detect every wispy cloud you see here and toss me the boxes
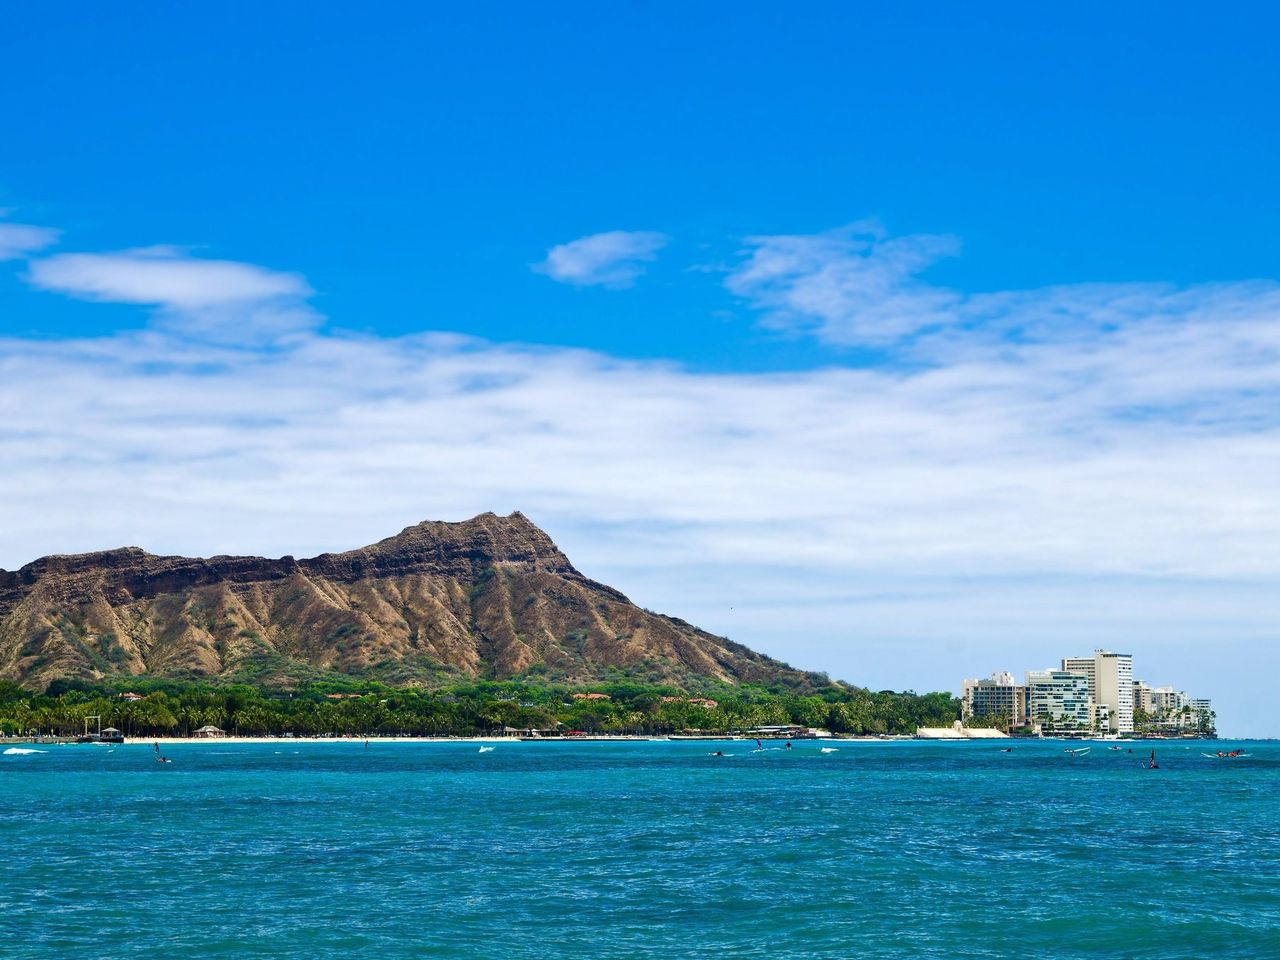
[26,246,318,341]
[534,230,668,288]
[0,221,60,261]
[726,221,961,343]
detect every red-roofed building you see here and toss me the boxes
[660,696,718,708]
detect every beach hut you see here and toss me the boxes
[194,725,226,738]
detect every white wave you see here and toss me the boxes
[478,746,495,753]
[3,747,46,755]
[820,747,839,753]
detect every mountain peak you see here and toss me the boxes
[0,512,821,693]
[312,511,576,580]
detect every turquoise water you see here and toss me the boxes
[3,739,1278,959]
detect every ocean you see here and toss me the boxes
[2,739,1277,959]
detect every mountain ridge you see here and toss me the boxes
[0,512,826,692]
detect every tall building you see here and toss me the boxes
[1189,698,1214,726]
[1132,680,1153,715]
[1026,669,1092,730]
[1060,655,1097,697]
[961,672,1027,727]
[1062,650,1134,733]
[1149,686,1186,716]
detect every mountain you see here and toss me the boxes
[0,512,823,692]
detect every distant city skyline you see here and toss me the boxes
[2,4,1278,735]
[964,650,1212,737]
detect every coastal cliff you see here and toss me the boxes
[0,512,817,691]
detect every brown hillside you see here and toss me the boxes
[0,512,821,691]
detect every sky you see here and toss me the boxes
[2,3,1279,734]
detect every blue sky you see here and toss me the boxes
[3,4,1279,733]
[7,3,1280,358]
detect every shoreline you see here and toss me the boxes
[5,733,1228,747]
[10,734,903,746]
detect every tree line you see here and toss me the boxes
[0,678,961,739]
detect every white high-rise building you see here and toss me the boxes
[1026,669,1092,730]
[1061,650,1134,733]
[1095,651,1133,733]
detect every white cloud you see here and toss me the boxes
[534,230,668,287]
[26,247,318,340]
[27,247,310,307]
[0,222,60,260]
[3,228,1279,732]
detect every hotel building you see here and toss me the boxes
[1132,680,1154,715]
[961,672,1027,727]
[1025,669,1092,730]
[1149,686,1186,715]
[1061,650,1134,733]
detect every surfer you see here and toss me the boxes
[1147,749,1159,770]
[755,738,763,751]
[710,750,723,757]
[785,741,792,750]
[999,747,1013,753]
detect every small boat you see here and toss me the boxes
[1202,751,1250,760]
[1108,746,1124,751]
